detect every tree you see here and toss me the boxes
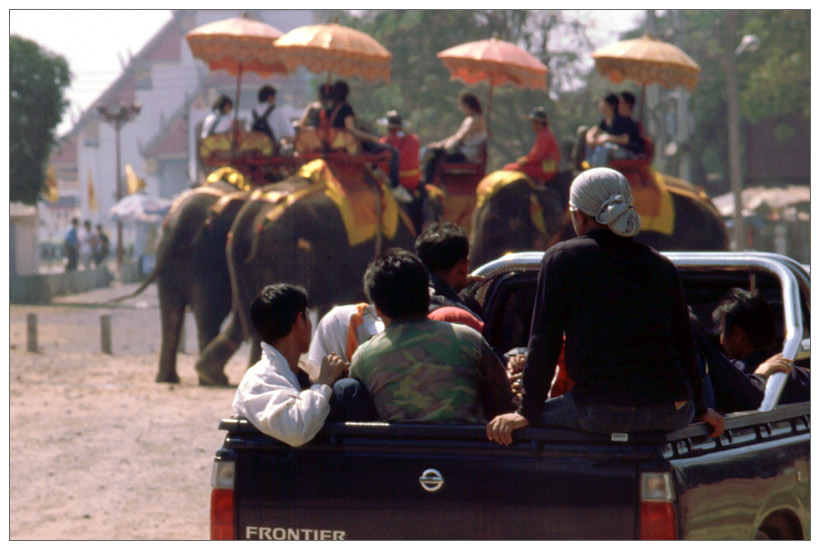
[10,35,71,204]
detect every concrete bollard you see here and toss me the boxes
[100,314,112,354]
[27,313,38,352]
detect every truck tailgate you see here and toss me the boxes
[229,424,651,540]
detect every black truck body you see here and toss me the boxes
[211,252,810,540]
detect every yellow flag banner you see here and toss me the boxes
[126,164,146,194]
[87,170,98,212]
[44,165,59,203]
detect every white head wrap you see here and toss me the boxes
[569,167,641,237]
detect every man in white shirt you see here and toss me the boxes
[251,85,295,150]
[233,284,348,447]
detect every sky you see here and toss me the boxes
[9,9,644,136]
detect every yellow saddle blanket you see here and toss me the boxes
[623,166,675,235]
[477,168,681,236]
[263,159,402,247]
[475,170,552,236]
[475,170,539,211]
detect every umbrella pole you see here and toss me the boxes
[639,83,646,128]
[232,64,244,161]
[486,83,494,155]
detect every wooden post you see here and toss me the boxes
[26,313,37,353]
[100,314,112,354]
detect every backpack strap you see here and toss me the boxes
[208,113,224,135]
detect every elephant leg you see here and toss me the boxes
[156,280,185,384]
[194,312,243,386]
[191,284,232,354]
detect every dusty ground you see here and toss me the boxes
[9,280,255,540]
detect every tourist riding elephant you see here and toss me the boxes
[470,168,727,268]
[116,171,251,383]
[194,160,418,386]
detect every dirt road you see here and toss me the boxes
[9,281,253,540]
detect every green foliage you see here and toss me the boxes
[10,35,71,204]
[741,10,810,122]
[317,10,598,170]
[649,10,809,194]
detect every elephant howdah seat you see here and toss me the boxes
[608,134,655,172]
[293,129,393,186]
[434,140,488,188]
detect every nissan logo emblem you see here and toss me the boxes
[419,469,444,492]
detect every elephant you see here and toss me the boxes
[116,176,250,383]
[469,168,727,268]
[194,161,418,385]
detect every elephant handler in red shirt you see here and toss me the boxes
[379,110,426,233]
[503,107,561,184]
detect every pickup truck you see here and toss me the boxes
[210,251,810,540]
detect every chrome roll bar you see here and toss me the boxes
[471,251,807,411]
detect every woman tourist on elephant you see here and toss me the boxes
[423,92,487,183]
[320,80,399,187]
[200,95,235,139]
[322,80,382,147]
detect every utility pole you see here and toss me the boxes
[97,103,142,269]
[724,14,759,251]
[724,12,743,251]
[672,10,692,183]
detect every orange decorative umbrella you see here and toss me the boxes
[592,33,700,122]
[272,22,392,83]
[185,15,288,116]
[592,33,700,91]
[437,34,548,131]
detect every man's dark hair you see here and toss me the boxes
[458,92,483,114]
[603,93,620,110]
[258,85,277,103]
[213,94,233,113]
[363,248,430,319]
[712,288,777,351]
[330,80,349,103]
[249,284,308,345]
[619,91,636,107]
[318,83,332,101]
[415,221,469,274]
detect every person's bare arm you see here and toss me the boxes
[486,412,529,446]
[585,125,601,146]
[344,115,380,144]
[753,353,793,377]
[695,408,725,438]
[312,353,349,387]
[441,117,475,149]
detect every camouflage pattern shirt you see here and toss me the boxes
[349,318,514,424]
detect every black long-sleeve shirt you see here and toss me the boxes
[519,229,704,423]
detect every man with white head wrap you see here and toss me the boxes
[487,168,724,444]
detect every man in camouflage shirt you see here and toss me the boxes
[349,249,513,423]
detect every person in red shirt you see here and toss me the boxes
[379,110,426,232]
[503,107,561,183]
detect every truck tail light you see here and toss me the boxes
[639,472,677,540]
[211,460,235,540]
